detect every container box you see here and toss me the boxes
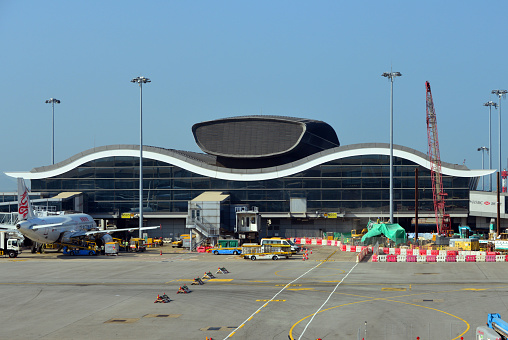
[105,242,119,256]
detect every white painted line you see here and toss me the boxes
[297,262,358,340]
[223,262,324,340]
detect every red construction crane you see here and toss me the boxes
[425,81,452,235]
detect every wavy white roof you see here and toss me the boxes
[5,144,493,181]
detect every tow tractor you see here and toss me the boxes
[62,241,98,256]
[477,313,508,339]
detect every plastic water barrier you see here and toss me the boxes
[293,238,508,263]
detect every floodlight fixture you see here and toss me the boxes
[45,98,61,164]
[484,101,498,191]
[381,71,402,223]
[131,76,151,238]
[492,90,507,185]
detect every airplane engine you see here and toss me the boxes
[99,233,113,246]
[61,232,73,244]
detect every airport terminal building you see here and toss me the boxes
[4,115,500,240]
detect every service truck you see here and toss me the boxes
[0,231,21,258]
[209,239,242,255]
[260,237,300,254]
[242,243,292,260]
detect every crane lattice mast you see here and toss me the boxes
[425,81,451,235]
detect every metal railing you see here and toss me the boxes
[189,216,219,238]
[0,212,19,226]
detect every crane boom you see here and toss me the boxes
[425,81,451,235]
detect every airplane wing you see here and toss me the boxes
[83,226,159,236]
[30,223,66,230]
[58,226,160,241]
[0,225,18,231]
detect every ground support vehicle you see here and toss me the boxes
[209,239,242,255]
[260,237,300,253]
[476,313,508,339]
[0,231,21,258]
[130,238,147,252]
[105,242,119,255]
[242,244,292,261]
[172,234,195,248]
[62,246,97,256]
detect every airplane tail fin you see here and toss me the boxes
[17,178,35,220]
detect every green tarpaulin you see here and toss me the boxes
[361,223,407,245]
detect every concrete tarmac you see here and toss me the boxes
[1,246,506,340]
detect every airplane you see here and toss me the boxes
[15,178,157,251]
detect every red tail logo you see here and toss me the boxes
[18,191,29,219]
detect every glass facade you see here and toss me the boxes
[30,154,472,216]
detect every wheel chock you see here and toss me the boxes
[177,285,191,294]
[216,267,229,274]
[191,277,205,285]
[202,271,216,279]
[154,293,171,303]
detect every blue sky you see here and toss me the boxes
[1,1,507,190]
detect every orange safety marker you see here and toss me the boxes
[160,250,162,255]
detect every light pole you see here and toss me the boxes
[382,71,402,223]
[484,101,497,191]
[492,89,507,188]
[131,76,151,238]
[478,146,488,190]
[45,98,61,165]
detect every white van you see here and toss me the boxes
[260,238,300,254]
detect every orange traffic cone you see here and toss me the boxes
[160,250,162,255]
[311,249,312,254]
[302,255,305,261]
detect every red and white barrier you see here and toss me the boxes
[356,246,371,262]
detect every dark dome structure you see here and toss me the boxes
[192,115,340,168]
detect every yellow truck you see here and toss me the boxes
[171,234,196,248]
[130,238,147,252]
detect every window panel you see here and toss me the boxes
[342,178,361,188]
[322,190,340,200]
[362,178,382,188]
[115,156,136,167]
[303,179,321,189]
[78,167,95,178]
[94,157,115,167]
[322,179,341,188]
[342,189,361,200]
[115,180,136,190]
[116,168,135,179]
[95,168,115,178]
[362,190,381,200]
